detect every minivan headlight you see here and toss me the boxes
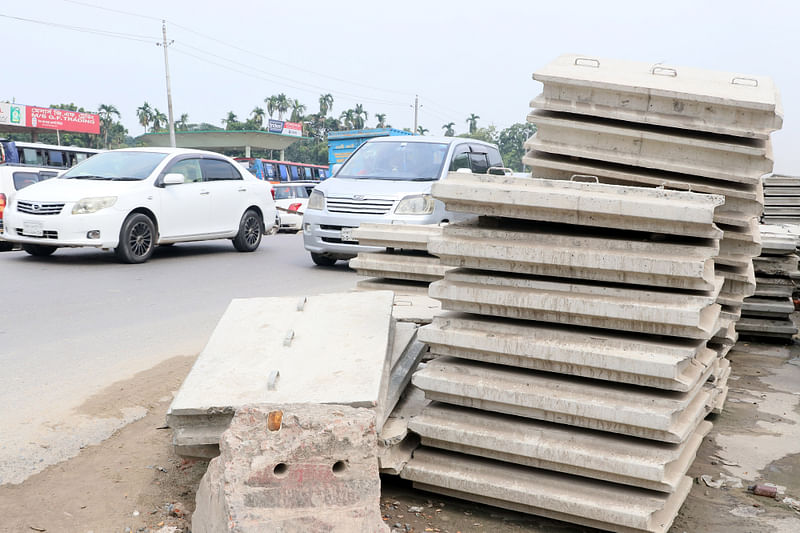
[72,196,117,214]
[307,190,325,210]
[395,194,434,215]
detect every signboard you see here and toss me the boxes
[267,119,303,137]
[0,103,27,127]
[26,106,100,134]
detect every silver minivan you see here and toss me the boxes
[302,136,503,266]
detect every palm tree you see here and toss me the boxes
[222,111,239,130]
[250,107,265,128]
[318,93,334,117]
[136,102,153,134]
[340,109,355,130]
[466,113,480,134]
[353,104,368,130]
[176,113,190,131]
[265,96,278,118]
[375,113,387,128]
[151,109,167,132]
[289,99,307,123]
[275,94,290,120]
[97,103,120,149]
[417,126,429,136]
[442,122,455,136]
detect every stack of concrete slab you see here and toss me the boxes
[763,174,800,224]
[401,174,728,533]
[523,54,783,342]
[348,223,451,285]
[738,225,800,341]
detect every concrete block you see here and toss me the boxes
[527,110,773,184]
[741,296,795,318]
[409,403,712,492]
[531,54,782,139]
[192,404,388,533]
[167,292,394,455]
[753,276,795,298]
[389,294,443,324]
[431,173,724,239]
[759,225,800,253]
[428,269,723,339]
[524,151,763,228]
[412,356,713,443]
[763,174,800,186]
[753,254,799,276]
[376,324,427,431]
[378,385,428,475]
[355,277,431,295]
[719,219,762,257]
[350,223,442,251]
[402,448,692,533]
[428,218,718,291]
[736,317,798,339]
[349,252,451,283]
[719,262,757,300]
[419,313,715,391]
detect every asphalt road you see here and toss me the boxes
[0,233,358,485]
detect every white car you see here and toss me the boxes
[0,165,61,251]
[3,147,276,263]
[273,182,310,232]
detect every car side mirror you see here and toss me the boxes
[162,173,185,186]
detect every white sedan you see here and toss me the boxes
[273,182,310,232]
[3,147,276,263]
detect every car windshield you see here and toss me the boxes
[274,185,309,200]
[337,141,448,181]
[61,151,168,181]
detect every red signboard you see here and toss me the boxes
[25,106,100,134]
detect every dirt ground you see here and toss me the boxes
[0,342,798,533]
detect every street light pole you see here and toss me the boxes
[159,20,176,148]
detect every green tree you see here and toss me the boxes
[97,103,120,149]
[496,122,537,171]
[152,109,167,132]
[442,122,455,136]
[222,111,240,130]
[265,95,278,118]
[176,113,190,131]
[466,113,480,134]
[340,109,355,130]
[375,113,387,128]
[136,102,153,133]
[353,104,368,129]
[275,94,290,120]
[289,99,306,123]
[417,125,429,135]
[318,93,334,117]
[250,107,265,128]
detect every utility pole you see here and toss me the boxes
[158,20,176,147]
[413,95,419,134]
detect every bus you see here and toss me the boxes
[235,157,330,183]
[0,139,102,168]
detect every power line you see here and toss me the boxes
[62,0,162,22]
[0,12,154,43]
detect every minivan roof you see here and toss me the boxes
[366,135,498,148]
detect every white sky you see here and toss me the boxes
[2,0,798,172]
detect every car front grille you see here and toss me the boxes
[15,228,59,239]
[17,201,65,215]
[326,197,394,215]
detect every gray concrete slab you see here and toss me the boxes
[402,448,692,533]
[736,317,798,338]
[376,325,427,431]
[412,356,713,443]
[763,174,800,187]
[531,54,782,139]
[428,219,719,291]
[753,254,800,276]
[763,187,800,196]
[349,252,451,283]
[355,277,431,295]
[753,276,795,298]
[378,385,428,475]
[431,173,724,239]
[764,196,800,207]
[428,269,723,339]
[527,110,773,185]
[418,313,715,391]
[741,296,795,318]
[349,223,443,251]
[409,403,712,492]
[167,292,394,455]
[388,294,443,324]
[758,225,800,253]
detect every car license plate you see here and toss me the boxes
[23,221,44,237]
[341,228,355,241]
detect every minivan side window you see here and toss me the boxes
[468,152,490,174]
[201,159,242,181]
[449,145,471,171]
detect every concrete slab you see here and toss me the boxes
[531,54,782,139]
[376,324,427,431]
[349,223,443,251]
[753,276,795,298]
[753,254,799,276]
[167,292,394,455]
[763,174,800,187]
[741,296,795,318]
[431,173,724,239]
[526,110,773,185]
[193,404,388,533]
[428,219,719,291]
[736,317,798,338]
[428,269,723,339]
[412,356,713,443]
[418,313,715,391]
[389,294,443,324]
[378,385,428,475]
[355,277,431,295]
[349,252,451,283]
[402,448,692,533]
[759,225,800,253]
[409,403,712,492]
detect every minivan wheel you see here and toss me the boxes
[310,252,337,266]
[115,213,155,264]
[22,243,57,257]
[233,209,263,252]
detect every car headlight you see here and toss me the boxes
[395,194,434,215]
[307,190,325,210]
[72,196,117,215]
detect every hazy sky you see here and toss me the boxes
[2,0,798,172]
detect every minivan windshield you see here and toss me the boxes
[61,151,168,181]
[336,141,448,181]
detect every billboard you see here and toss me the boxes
[0,103,100,134]
[267,119,302,137]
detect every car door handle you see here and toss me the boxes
[200,191,210,195]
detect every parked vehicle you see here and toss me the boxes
[3,147,276,263]
[302,136,503,266]
[0,165,61,251]
[273,183,310,232]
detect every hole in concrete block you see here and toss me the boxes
[273,463,289,478]
[332,460,347,475]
